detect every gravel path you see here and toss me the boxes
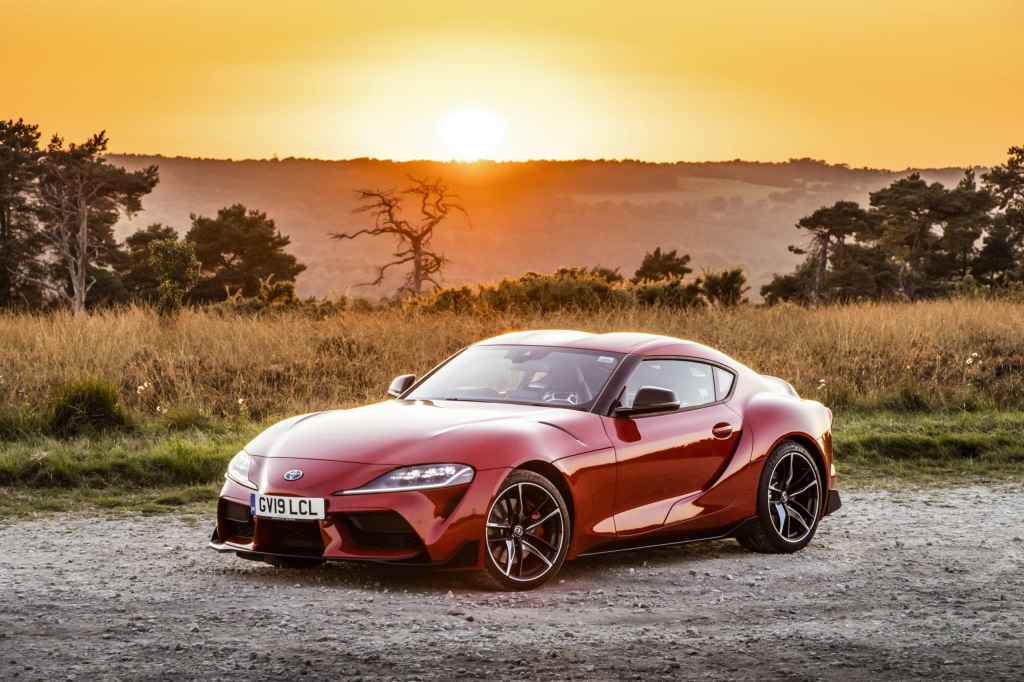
[2,485,1023,681]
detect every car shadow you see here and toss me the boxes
[209,537,751,593]
[561,538,749,580]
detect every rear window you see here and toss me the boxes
[714,367,736,400]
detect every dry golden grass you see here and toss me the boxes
[1,298,1022,421]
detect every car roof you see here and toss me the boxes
[475,329,736,365]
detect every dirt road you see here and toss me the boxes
[2,485,1022,681]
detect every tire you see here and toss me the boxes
[736,441,823,554]
[270,557,324,569]
[483,470,571,590]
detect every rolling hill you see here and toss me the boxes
[109,156,971,299]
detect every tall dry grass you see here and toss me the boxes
[1,299,1022,423]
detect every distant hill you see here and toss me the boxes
[109,156,972,299]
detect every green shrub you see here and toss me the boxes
[0,408,45,439]
[879,384,931,412]
[419,269,636,314]
[417,268,730,313]
[479,270,633,312]
[49,380,128,437]
[423,285,477,313]
[158,406,212,432]
[634,278,705,308]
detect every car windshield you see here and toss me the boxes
[406,345,623,411]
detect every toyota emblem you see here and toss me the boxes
[283,469,304,481]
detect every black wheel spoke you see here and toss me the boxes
[521,539,554,568]
[767,450,821,542]
[524,531,557,554]
[525,508,560,532]
[790,497,815,522]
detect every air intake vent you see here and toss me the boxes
[261,520,325,556]
[342,512,423,552]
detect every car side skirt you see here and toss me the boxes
[575,517,759,558]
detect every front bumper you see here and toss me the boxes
[210,464,510,568]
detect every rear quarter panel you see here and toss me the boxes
[741,389,835,491]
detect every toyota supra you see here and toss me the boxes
[210,330,841,589]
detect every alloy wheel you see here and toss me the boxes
[767,450,821,543]
[485,482,565,582]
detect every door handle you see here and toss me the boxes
[711,422,735,439]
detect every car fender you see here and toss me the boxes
[742,391,834,481]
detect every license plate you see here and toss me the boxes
[250,493,325,520]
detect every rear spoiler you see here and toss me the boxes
[762,375,799,398]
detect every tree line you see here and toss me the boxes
[1,118,745,316]
[9,115,1017,314]
[0,120,304,315]
[762,147,1024,304]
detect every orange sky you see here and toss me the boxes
[4,0,1022,168]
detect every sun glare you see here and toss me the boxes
[438,107,506,161]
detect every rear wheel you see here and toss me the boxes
[736,441,823,553]
[483,470,570,590]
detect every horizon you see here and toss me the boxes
[105,150,987,174]
[5,1,1022,169]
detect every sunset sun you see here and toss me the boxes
[437,107,506,161]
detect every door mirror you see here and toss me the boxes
[387,374,416,398]
[614,386,680,417]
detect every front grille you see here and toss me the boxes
[260,520,325,556]
[219,499,254,543]
[342,511,423,552]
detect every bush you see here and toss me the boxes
[479,271,633,313]
[416,268,745,313]
[879,384,931,412]
[0,408,45,439]
[418,270,636,314]
[50,380,128,437]
[634,278,705,308]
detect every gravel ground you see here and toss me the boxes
[2,485,1023,681]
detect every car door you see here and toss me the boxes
[603,359,741,535]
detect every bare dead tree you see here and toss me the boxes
[331,177,466,297]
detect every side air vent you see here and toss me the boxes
[218,499,254,543]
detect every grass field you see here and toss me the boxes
[1,410,1021,518]
[2,298,1022,423]
[1,299,1022,517]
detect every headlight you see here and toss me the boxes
[226,451,256,489]
[338,464,474,495]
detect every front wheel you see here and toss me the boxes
[483,470,570,590]
[736,441,823,553]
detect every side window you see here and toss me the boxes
[621,360,717,409]
[714,367,735,400]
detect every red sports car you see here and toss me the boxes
[211,330,841,589]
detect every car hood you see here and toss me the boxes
[244,399,609,467]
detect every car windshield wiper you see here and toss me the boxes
[429,396,582,410]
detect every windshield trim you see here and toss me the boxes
[403,344,626,413]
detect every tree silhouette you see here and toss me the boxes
[701,268,749,307]
[0,119,45,308]
[121,224,179,303]
[632,247,692,283]
[331,178,466,297]
[763,155,1022,304]
[187,204,306,302]
[789,201,876,303]
[33,132,158,314]
[981,146,1024,283]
